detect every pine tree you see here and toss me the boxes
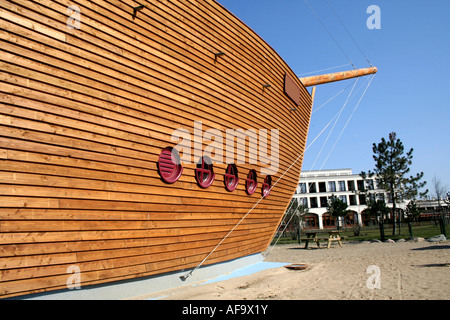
[365,196,390,241]
[405,200,421,238]
[327,194,349,230]
[365,132,428,236]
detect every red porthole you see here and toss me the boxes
[262,176,272,198]
[246,170,258,195]
[195,156,215,189]
[224,164,239,192]
[158,147,183,184]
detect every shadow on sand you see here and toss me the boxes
[411,244,450,251]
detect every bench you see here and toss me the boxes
[300,231,345,249]
[299,236,329,249]
[299,237,330,241]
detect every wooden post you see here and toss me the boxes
[300,67,377,87]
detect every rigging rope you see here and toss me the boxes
[181,95,350,280]
[298,63,353,77]
[309,78,359,171]
[325,0,373,67]
[263,202,301,257]
[310,75,371,170]
[303,0,356,69]
[262,84,361,256]
[312,82,354,114]
[310,75,372,169]
[182,75,376,275]
[319,74,376,171]
[264,2,377,258]
[264,74,376,257]
[182,3,377,274]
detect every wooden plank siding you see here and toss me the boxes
[0,0,312,298]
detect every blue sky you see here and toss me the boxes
[217,0,450,196]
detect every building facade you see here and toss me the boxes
[293,169,409,230]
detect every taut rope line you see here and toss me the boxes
[309,78,359,171]
[265,74,376,256]
[181,92,354,281]
[319,74,376,170]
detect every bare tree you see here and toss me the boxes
[432,176,448,203]
[432,176,449,237]
[283,198,309,241]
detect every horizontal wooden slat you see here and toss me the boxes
[0,0,312,298]
[0,2,309,151]
[0,148,298,196]
[0,228,275,259]
[0,239,268,297]
[0,232,273,271]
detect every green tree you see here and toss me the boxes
[365,195,390,241]
[364,132,428,236]
[405,199,421,238]
[327,194,349,230]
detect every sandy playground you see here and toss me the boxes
[136,239,450,300]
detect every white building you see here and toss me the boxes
[293,169,409,230]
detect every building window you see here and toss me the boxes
[328,181,336,192]
[367,179,374,190]
[299,198,308,207]
[375,179,382,189]
[359,194,367,205]
[349,195,357,206]
[339,195,347,204]
[299,183,307,194]
[338,181,346,192]
[310,197,318,208]
[308,182,317,193]
[195,156,215,189]
[262,176,272,198]
[348,180,355,192]
[345,212,358,226]
[245,170,258,195]
[158,147,183,184]
[322,214,336,228]
[304,215,318,229]
[224,164,239,192]
[318,182,327,193]
[320,197,328,208]
[357,180,365,191]
[387,193,393,203]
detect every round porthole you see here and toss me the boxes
[224,164,239,192]
[195,156,215,189]
[262,176,272,198]
[245,170,258,195]
[158,147,183,184]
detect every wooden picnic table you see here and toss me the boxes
[300,230,344,249]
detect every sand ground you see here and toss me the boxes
[136,240,450,300]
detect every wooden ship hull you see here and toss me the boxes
[0,0,376,298]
